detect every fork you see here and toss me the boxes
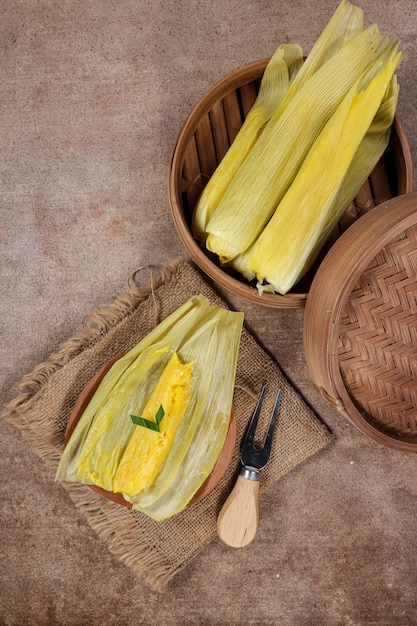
[217,384,282,548]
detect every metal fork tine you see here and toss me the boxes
[244,384,267,448]
[241,385,282,471]
[262,387,282,451]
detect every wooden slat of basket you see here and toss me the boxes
[209,100,230,163]
[370,154,393,205]
[338,224,417,439]
[354,179,375,215]
[338,202,361,232]
[238,82,258,116]
[195,113,218,179]
[182,135,203,211]
[222,90,244,144]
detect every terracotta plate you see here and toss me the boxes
[65,355,236,507]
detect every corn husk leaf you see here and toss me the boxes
[192,43,303,242]
[228,66,400,287]
[249,47,402,294]
[280,0,364,107]
[56,296,210,487]
[205,24,386,262]
[293,73,400,283]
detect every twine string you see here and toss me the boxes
[128,266,159,327]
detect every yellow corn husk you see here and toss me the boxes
[295,73,400,280]
[248,47,402,294]
[55,295,244,522]
[205,23,386,262]
[228,71,400,285]
[63,347,172,489]
[194,0,365,250]
[280,0,364,107]
[56,296,211,489]
[112,352,194,497]
[227,246,256,283]
[130,303,243,520]
[192,43,303,243]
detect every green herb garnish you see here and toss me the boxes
[130,405,165,432]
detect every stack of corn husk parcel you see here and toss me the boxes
[192,0,403,295]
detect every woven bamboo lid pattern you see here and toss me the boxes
[168,59,413,309]
[303,193,417,453]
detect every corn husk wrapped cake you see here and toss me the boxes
[193,0,402,295]
[56,296,243,521]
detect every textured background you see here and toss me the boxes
[1,1,417,624]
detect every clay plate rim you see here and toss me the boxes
[65,354,236,508]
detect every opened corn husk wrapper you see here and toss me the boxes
[56,296,244,521]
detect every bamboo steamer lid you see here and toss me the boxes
[303,192,417,453]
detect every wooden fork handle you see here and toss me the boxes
[217,472,260,548]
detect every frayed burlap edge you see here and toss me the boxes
[62,483,179,591]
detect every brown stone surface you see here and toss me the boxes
[1,1,417,624]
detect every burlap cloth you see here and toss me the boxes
[2,258,331,591]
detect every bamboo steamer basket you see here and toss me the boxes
[168,59,413,308]
[303,193,417,453]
